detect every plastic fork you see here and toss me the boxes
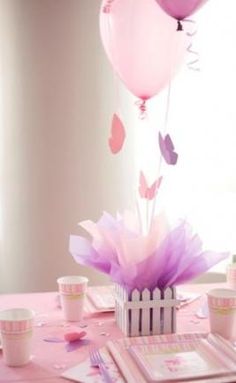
[89,348,114,383]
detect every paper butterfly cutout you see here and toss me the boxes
[139,171,163,200]
[108,114,126,154]
[159,132,178,165]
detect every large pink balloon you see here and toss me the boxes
[156,0,208,21]
[100,0,190,101]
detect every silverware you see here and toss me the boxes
[90,347,114,383]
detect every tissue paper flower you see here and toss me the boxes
[69,211,228,292]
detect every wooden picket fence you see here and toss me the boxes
[114,284,178,337]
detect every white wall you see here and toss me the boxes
[0,0,135,293]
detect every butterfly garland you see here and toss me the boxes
[108,114,126,154]
[159,132,178,165]
[139,171,163,201]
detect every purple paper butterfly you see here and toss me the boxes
[159,132,178,165]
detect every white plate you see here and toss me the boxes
[128,335,236,382]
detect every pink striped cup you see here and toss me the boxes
[57,276,89,321]
[207,288,236,340]
[0,308,35,366]
[227,264,236,290]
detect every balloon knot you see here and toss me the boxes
[177,20,183,31]
[135,100,147,119]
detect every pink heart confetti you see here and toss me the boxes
[64,331,87,342]
[53,363,66,370]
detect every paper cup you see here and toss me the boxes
[207,288,236,340]
[227,263,236,290]
[0,308,34,366]
[57,276,88,321]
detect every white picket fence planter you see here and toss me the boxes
[115,284,178,337]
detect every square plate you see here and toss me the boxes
[87,285,115,311]
[128,335,236,382]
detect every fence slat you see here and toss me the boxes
[172,287,177,332]
[152,288,161,335]
[114,284,117,324]
[130,289,140,337]
[163,288,172,334]
[141,288,151,335]
[118,284,122,329]
[122,287,129,336]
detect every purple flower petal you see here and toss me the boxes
[65,339,90,352]
[69,212,229,292]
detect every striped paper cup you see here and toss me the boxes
[0,308,35,334]
[207,288,236,340]
[57,276,89,321]
[57,276,88,295]
[227,264,236,289]
[207,288,236,310]
[0,308,34,366]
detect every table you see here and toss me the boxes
[0,283,220,383]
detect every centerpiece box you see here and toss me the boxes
[70,212,228,338]
[115,284,178,337]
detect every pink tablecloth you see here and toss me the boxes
[0,284,220,383]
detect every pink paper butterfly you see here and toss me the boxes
[159,132,178,165]
[108,114,126,154]
[139,171,163,200]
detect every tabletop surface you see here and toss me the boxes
[0,283,221,383]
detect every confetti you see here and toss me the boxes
[53,363,66,370]
[43,337,65,343]
[78,323,88,328]
[62,323,71,328]
[195,303,209,319]
[35,321,47,327]
[99,332,110,336]
[189,319,200,324]
[96,321,104,326]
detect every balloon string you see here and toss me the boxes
[186,43,200,71]
[149,24,177,229]
[135,99,147,119]
[149,79,172,230]
[164,79,172,133]
[184,19,200,71]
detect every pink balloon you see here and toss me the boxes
[100,0,190,101]
[156,0,208,21]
